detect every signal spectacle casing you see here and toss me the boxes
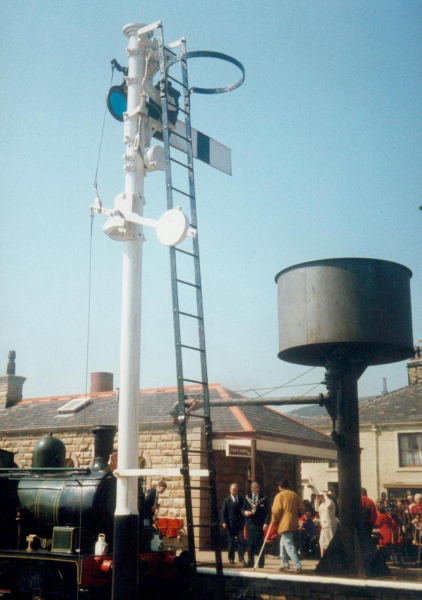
[275,258,414,367]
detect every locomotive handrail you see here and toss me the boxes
[114,467,209,477]
[0,467,91,472]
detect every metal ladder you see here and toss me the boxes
[155,24,225,598]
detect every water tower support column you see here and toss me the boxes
[315,360,389,577]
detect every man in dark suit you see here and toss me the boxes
[221,483,246,565]
[242,481,269,568]
[144,481,167,526]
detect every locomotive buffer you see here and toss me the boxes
[92,19,244,600]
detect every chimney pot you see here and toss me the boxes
[7,351,16,375]
[90,372,113,394]
[382,378,388,395]
[1,351,25,408]
[407,347,422,385]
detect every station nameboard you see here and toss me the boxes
[225,439,252,458]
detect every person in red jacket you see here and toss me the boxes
[374,507,400,546]
[361,488,377,537]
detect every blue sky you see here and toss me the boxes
[1,1,421,409]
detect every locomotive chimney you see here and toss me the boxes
[0,351,26,408]
[92,425,117,471]
[90,372,114,394]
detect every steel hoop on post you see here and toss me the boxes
[164,50,245,94]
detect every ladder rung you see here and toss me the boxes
[167,99,179,110]
[176,106,190,116]
[171,187,194,199]
[169,129,190,143]
[167,74,189,89]
[185,449,208,454]
[177,279,200,289]
[170,157,193,170]
[186,413,207,419]
[179,310,202,319]
[191,524,214,528]
[183,378,206,385]
[176,249,198,259]
[164,46,177,56]
[181,344,204,353]
[189,486,211,491]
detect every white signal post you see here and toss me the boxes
[112,22,146,600]
[90,22,196,600]
[90,18,242,600]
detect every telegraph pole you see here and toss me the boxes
[111,23,148,600]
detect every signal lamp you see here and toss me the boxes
[106,83,127,122]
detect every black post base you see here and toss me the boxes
[112,514,140,600]
[314,525,390,578]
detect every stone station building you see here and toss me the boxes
[0,362,335,549]
[300,350,422,502]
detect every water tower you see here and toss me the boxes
[275,258,413,577]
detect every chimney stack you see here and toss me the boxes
[0,351,26,408]
[382,378,388,395]
[90,372,113,394]
[407,346,422,385]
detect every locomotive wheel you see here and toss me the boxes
[11,562,63,600]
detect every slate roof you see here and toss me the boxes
[289,396,376,425]
[295,384,422,428]
[0,383,333,449]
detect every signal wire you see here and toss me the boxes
[93,63,115,194]
[235,367,319,400]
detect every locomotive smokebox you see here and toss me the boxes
[275,258,414,367]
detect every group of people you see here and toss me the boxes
[221,479,305,573]
[144,478,422,570]
[372,492,422,550]
[221,482,422,572]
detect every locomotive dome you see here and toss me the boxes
[32,433,66,468]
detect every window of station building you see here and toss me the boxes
[398,433,422,467]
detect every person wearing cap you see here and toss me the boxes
[270,479,305,574]
[315,491,337,557]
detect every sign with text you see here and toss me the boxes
[225,439,252,458]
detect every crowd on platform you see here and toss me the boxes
[220,481,422,572]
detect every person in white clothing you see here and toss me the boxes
[316,491,338,557]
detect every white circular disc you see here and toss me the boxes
[156,209,189,246]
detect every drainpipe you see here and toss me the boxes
[250,439,257,482]
[371,425,380,499]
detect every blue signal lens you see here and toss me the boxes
[107,86,127,121]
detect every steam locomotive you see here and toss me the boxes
[0,426,182,599]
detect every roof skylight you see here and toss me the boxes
[57,396,91,414]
